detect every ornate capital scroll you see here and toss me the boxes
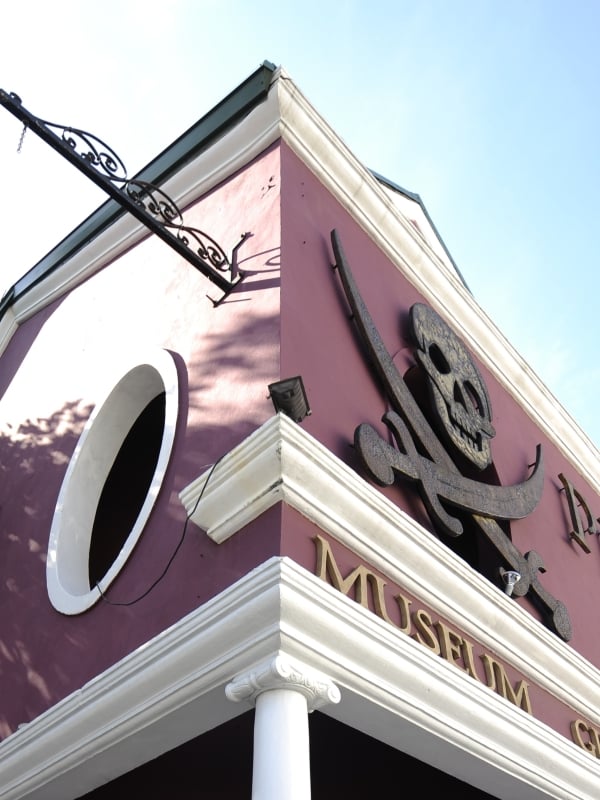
[225,654,341,711]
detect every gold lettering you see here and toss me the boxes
[313,535,393,623]
[369,572,394,625]
[571,720,600,756]
[459,637,480,681]
[435,623,482,681]
[314,536,536,717]
[394,593,412,634]
[590,725,600,757]
[436,621,471,673]
[571,719,591,751]
[480,654,532,713]
[314,535,371,607]
[411,608,440,654]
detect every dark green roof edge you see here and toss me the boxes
[370,169,472,294]
[1,60,277,321]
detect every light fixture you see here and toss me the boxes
[268,376,311,423]
[501,569,521,597]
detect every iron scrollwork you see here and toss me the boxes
[54,122,128,181]
[0,90,250,302]
[125,179,233,274]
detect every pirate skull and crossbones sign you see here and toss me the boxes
[409,302,495,471]
[330,228,572,642]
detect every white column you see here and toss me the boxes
[226,653,341,800]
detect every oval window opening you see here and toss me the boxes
[47,350,179,615]
[88,392,166,589]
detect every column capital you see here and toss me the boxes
[226,653,341,711]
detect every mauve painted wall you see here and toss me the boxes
[280,504,581,747]
[0,144,286,736]
[2,133,600,743]
[274,144,600,746]
[277,142,600,670]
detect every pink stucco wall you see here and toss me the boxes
[278,141,600,669]
[0,144,285,735]
[2,134,600,748]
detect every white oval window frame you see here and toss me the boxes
[46,349,179,615]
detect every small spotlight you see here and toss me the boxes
[501,569,521,597]
[268,376,311,423]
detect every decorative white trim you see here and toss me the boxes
[2,558,600,800]
[179,414,600,727]
[46,348,179,615]
[226,653,340,710]
[179,413,289,544]
[0,303,17,357]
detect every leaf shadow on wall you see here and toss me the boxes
[0,399,93,737]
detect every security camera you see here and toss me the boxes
[500,569,521,597]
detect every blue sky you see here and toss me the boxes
[1,0,599,448]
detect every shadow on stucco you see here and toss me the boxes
[0,399,92,737]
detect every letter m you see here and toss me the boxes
[314,535,373,609]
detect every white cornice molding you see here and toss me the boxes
[0,558,284,800]
[281,562,600,800]
[275,69,466,296]
[6,215,150,329]
[179,414,600,727]
[1,558,599,800]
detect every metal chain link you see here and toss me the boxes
[16,123,27,153]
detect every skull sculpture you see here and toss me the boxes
[409,303,495,470]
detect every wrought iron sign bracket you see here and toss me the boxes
[0,90,250,303]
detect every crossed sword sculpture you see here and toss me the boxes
[331,229,572,642]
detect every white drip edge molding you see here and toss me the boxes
[2,556,600,800]
[179,413,600,725]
